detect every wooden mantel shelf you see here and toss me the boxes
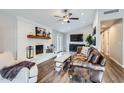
[27,35,51,39]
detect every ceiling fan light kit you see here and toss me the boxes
[54,9,79,23]
[63,16,69,22]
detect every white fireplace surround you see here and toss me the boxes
[17,17,53,61]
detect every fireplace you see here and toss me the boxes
[36,45,43,55]
[69,44,85,52]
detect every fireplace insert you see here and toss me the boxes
[36,45,43,55]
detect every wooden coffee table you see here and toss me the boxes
[54,53,71,72]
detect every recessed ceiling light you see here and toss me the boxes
[81,13,84,15]
[61,22,64,24]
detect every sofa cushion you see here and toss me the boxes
[88,51,100,64]
[76,47,82,54]
[97,54,106,66]
[0,74,4,80]
[91,54,100,64]
[87,47,94,57]
[100,58,106,66]
[0,52,16,70]
[29,64,38,77]
[87,53,93,62]
[90,70,104,83]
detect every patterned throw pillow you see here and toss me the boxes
[87,47,93,57]
[87,53,93,62]
[100,58,106,66]
[98,54,106,66]
[90,55,96,63]
[90,53,100,64]
[95,55,100,64]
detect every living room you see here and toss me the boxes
[0,9,124,83]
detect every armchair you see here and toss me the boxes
[0,52,38,83]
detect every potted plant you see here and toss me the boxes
[85,34,93,47]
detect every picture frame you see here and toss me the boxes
[35,27,46,36]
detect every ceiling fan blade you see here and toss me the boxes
[54,15,63,18]
[68,13,72,16]
[63,9,68,14]
[67,20,70,23]
[57,19,63,21]
[69,18,79,20]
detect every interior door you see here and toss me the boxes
[102,30,109,56]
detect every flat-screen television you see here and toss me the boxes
[70,34,83,42]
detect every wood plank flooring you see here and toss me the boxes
[38,57,124,83]
[102,58,124,83]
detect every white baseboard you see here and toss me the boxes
[109,56,124,68]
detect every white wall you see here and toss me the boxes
[65,25,93,52]
[17,17,53,61]
[0,13,17,58]
[109,20,123,65]
[103,29,109,55]
[52,30,64,52]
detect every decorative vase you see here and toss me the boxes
[47,32,51,38]
[42,31,46,36]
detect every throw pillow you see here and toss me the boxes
[87,53,93,62]
[100,58,106,66]
[89,52,100,64]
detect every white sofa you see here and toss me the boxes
[0,52,38,83]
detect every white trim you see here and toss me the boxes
[122,17,124,68]
[109,56,124,68]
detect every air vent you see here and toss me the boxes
[104,9,119,14]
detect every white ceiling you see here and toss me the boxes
[0,9,96,33]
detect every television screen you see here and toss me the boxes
[70,34,83,42]
[69,44,85,52]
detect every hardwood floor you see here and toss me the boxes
[103,58,124,83]
[37,57,55,82]
[39,69,92,83]
[38,57,124,83]
[39,70,71,83]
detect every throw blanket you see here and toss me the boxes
[0,61,35,81]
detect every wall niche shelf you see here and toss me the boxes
[27,35,51,39]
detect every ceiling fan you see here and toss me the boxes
[54,9,79,23]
